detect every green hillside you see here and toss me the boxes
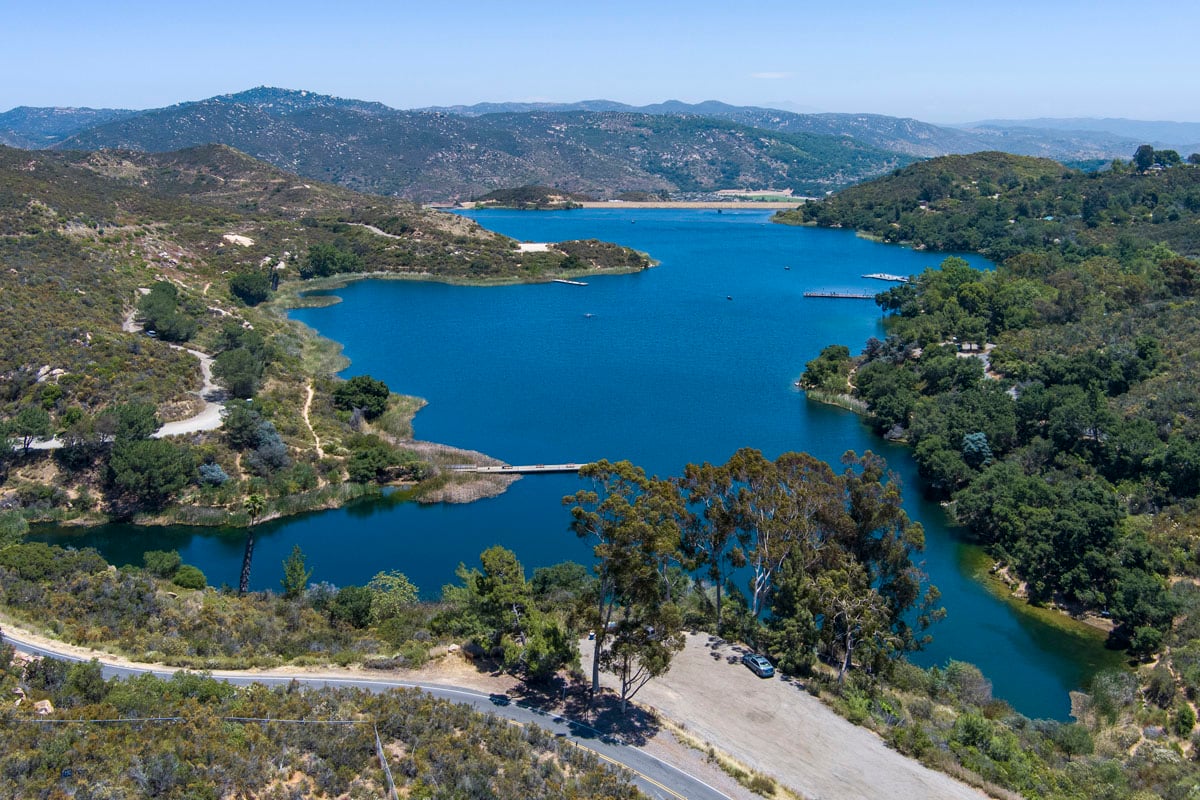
[794,152,1200,665]
[777,151,1200,260]
[0,651,641,799]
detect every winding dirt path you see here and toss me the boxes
[150,346,224,438]
[302,383,324,458]
[350,222,404,240]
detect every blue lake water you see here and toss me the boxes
[35,209,1124,719]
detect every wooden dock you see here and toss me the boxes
[448,463,586,474]
[804,291,875,300]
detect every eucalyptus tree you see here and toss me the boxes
[679,459,740,635]
[727,448,793,617]
[837,451,941,653]
[727,448,843,617]
[565,460,686,702]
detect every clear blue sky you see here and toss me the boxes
[5,0,1197,122]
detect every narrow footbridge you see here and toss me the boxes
[447,463,587,474]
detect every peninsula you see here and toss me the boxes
[0,143,650,528]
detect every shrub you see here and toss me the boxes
[172,565,207,590]
[333,375,390,420]
[229,270,271,305]
[144,550,182,578]
[198,462,230,486]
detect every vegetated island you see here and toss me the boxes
[469,184,593,210]
[0,143,651,529]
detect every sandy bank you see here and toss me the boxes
[575,200,803,210]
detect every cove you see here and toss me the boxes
[34,209,1124,719]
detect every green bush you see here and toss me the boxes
[229,270,272,305]
[172,564,207,590]
[144,549,182,578]
[333,374,390,419]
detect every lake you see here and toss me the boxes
[35,208,1125,719]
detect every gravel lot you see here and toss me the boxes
[585,633,990,800]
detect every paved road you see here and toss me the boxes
[2,631,729,800]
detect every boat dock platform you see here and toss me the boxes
[804,291,875,300]
[862,273,909,283]
[552,279,588,286]
[448,463,586,474]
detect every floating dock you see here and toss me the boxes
[862,273,909,283]
[448,463,586,474]
[552,279,588,286]
[804,291,875,300]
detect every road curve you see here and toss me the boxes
[150,346,225,438]
[25,346,224,452]
[1,630,729,800]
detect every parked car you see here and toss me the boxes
[741,653,775,678]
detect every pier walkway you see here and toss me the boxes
[448,463,586,474]
[803,291,875,300]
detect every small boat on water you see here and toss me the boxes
[862,273,908,283]
[552,279,588,286]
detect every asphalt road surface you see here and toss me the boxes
[2,631,729,800]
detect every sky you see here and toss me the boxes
[5,0,1198,123]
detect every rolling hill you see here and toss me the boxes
[50,88,911,201]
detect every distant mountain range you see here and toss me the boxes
[421,99,1198,160]
[959,117,1200,157]
[41,88,913,201]
[3,87,1196,201]
[0,106,137,149]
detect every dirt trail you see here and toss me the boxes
[585,634,989,800]
[302,383,324,458]
[150,346,224,438]
[350,222,404,240]
[26,303,223,451]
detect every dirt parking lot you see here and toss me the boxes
[585,633,989,800]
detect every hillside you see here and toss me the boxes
[0,654,641,799]
[423,99,1149,161]
[777,151,1200,260]
[965,117,1200,155]
[792,154,1200,717]
[0,143,647,525]
[0,106,136,149]
[49,88,911,201]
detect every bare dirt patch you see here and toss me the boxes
[585,633,989,800]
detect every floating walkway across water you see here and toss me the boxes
[803,291,875,300]
[448,463,587,474]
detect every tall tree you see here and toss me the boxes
[239,493,266,595]
[679,460,740,635]
[1133,144,1155,172]
[11,404,51,455]
[281,545,312,599]
[565,460,685,699]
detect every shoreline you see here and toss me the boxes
[802,386,1121,653]
[464,200,804,211]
